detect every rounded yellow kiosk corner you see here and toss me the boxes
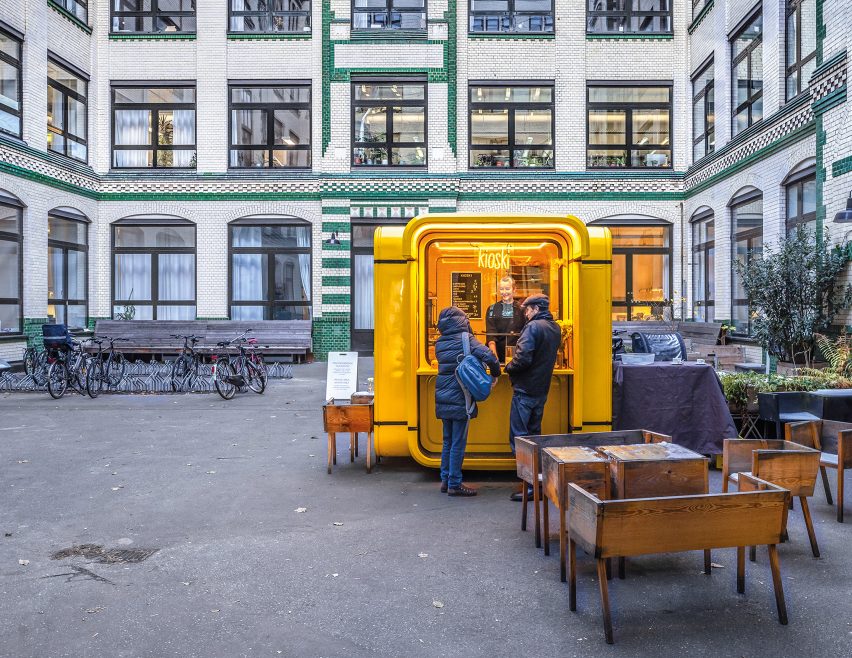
[372,213,613,470]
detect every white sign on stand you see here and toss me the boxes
[325,352,359,401]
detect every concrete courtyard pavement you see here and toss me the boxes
[1,359,851,658]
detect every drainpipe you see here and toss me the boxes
[679,201,686,321]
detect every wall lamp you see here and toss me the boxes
[324,231,341,245]
[833,193,852,223]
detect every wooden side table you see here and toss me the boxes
[323,400,374,474]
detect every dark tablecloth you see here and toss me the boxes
[613,362,736,454]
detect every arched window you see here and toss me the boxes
[729,188,763,335]
[0,189,23,334]
[112,216,196,320]
[48,208,89,330]
[228,216,312,320]
[691,208,714,321]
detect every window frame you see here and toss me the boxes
[54,0,88,24]
[351,0,426,32]
[468,0,555,35]
[110,0,197,35]
[785,0,816,100]
[228,0,312,34]
[692,0,710,19]
[111,82,197,170]
[47,210,89,331]
[228,80,312,170]
[691,57,714,162]
[587,0,673,36]
[729,189,763,336]
[730,6,763,136]
[228,218,313,321]
[586,81,673,170]
[111,218,197,321]
[0,24,23,139]
[351,78,427,168]
[0,195,23,335]
[468,81,555,169]
[785,168,817,236]
[47,55,89,163]
[691,210,715,322]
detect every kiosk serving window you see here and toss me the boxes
[423,239,563,365]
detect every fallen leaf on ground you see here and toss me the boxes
[18,559,29,566]
[86,607,103,614]
[206,471,216,475]
[332,573,339,577]
[332,522,343,526]
[418,553,428,558]
[17,460,29,464]
[432,601,444,608]
[294,507,307,513]
[710,563,725,569]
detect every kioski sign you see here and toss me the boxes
[477,245,512,270]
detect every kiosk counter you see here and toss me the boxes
[373,213,612,470]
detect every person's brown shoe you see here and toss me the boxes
[447,484,477,497]
[440,480,448,493]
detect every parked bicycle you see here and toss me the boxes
[45,341,90,399]
[85,336,130,398]
[212,330,267,400]
[23,346,49,386]
[170,334,203,392]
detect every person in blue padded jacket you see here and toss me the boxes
[434,306,501,497]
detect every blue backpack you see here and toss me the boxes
[455,332,493,416]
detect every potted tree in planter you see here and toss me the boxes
[735,227,852,371]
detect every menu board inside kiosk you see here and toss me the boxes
[419,237,570,456]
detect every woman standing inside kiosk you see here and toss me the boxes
[485,276,526,363]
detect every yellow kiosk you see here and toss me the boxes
[373,213,612,469]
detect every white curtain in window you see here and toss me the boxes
[353,254,374,330]
[171,110,196,167]
[115,253,151,301]
[232,253,264,301]
[114,110,150,167]
[158,253,195,301]
[296,229,311,307]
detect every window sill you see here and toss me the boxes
[348,30,428,42]
[109,33,197,40]
[227,32,312,40]
[586,33,673,40]
[468,166,556,171]
[47,148,89,167]
[468,33,555,40]
[47,1,92,34]
[0,333,26,343]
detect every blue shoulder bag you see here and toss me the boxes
[455,332,493,416]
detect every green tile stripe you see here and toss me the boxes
[445,0,457,155]
[687,0,715,35]
[322,275,350,286]
[322,293,351,305]
[109,33,196,40]
[321,241,351,251]
[322,257,350,268]
[322,221,351,232]
[23,318,50,348]
[227,33,312,40]
[321,206,352,215]
[812,85,847,115]
[428,206,457,213]
[48,0,93,34]
[832,155,852,178]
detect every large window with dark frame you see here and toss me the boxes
[587,84,672,169]
[229,219,312,321]
[48,58,88,163]
[0,194,22,334]
[48,211,88,331]
[587,1,672,35]
[692,0,710,18]
[112,218,197,320]
[469,1,554,34]
[785,0,816,100]
[54,1,88,23]
[111,1,196,34]
[0,26,23,138]
[112,84,196,169]
[785,168,817,237]
[692,59,714,162]
[229,1,311,33]
[229,83,311,169]
[731,8,763,136]
[731,190,763,335]
[691,210,715,322]
[469,83,554,168]
[352,0,426,31]
[352,80,426,167]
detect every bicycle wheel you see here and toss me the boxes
[33,350,49,386]
[23,348,36,376]
[246,360,267,394]
[70,355,88,394]
[47,361,68,399]
[107,352,127,387]
[86,359,104,398]
[213,361,237,400]
[171,356,192,392]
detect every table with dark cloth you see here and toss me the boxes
[612,362,736,454]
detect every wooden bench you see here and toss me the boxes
[92,320,312,362]
[567,473,791,644]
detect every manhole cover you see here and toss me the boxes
[51,544,158,564]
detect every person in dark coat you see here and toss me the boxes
[485,276,526,363]
[505,294,561,500]
[435,306,501,496]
